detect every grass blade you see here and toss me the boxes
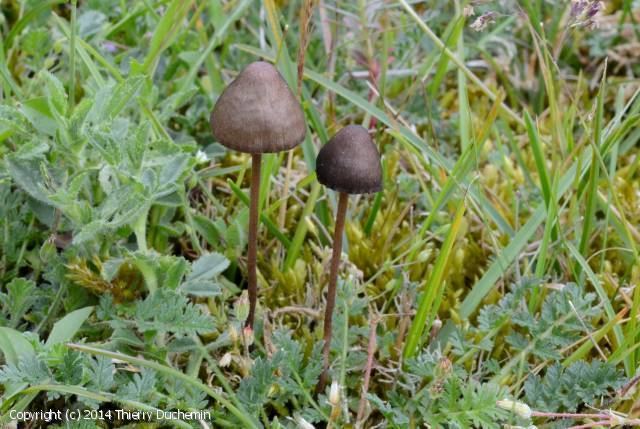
[141,0,194,75]
[578,70,606,269]
[228,179,291,248]
[396,0,524,127]
[283,182,321,270]
[563,309,627,367]
[178,0,252,94]
[403,197,466,359]
[565,241,626,373]
[525,111,552,209]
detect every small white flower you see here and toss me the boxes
[195,150,209,164]
[497,398,532,419]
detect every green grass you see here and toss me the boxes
[1,1,640,428]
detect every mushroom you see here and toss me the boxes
[315,125,382,389]
[210,61,306,329]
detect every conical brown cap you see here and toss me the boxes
[210,61,306,153]
[316,125,382,194]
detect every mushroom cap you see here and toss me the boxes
[210,61,306,154]
[316,125,382,194]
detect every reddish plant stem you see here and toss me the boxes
[246,153,262,329]
[530,410,640,428]
[318,191,349,391]
[531,412,608,419]
[356,314,379,424]
[569,422,613,429]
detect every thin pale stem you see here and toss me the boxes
[246,153,262,329]
[69,0,77,111]
[319,191,349,391]
[278,150,294,234]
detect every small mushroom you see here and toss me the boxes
[315,125,382,389]
[211,61,306,329]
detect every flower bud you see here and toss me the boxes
[437,356,452,376]
[243,326,254,346]
[496,399,532,419]
[329,381,340,406]
[235,291,250,323]
[229,324,240,344]
[268,384,279,397]
[39,238,57,263]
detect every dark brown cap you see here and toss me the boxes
[210,61,306,153]
[316,125,382,194]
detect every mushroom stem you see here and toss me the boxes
[319,191,349,391]
[246,153,262,329]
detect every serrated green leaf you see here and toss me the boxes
[13,139,49,160]
[163,257,189,290]
[0,105,32,137]
[158,153,191,191]
[41,70,67,117]
[87,356,115,392]
[192,214,221,247]
[73,220,106,244]
[87,76,145,122]
[5,157,52,205]
[5,278,36,327]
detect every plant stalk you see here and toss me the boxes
[357,314,378,424]
[69,0,77,111]
[319,191,348,391]
[246,153,262,329]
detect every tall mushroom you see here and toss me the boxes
[315,125,382,389]
[211,61,306,329]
